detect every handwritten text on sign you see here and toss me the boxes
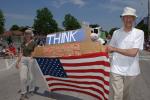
[43,43,81,57]
[46,29,85,44]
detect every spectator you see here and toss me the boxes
[6,42,16,57]
[106,34,112,44]
[0,46,7,57]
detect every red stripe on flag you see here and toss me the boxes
[46,75,109,86]
[65,69,110,76]
[46,77,109,94]
[49,83,108,99]
[68,76,109,86]
[62,61,110,67]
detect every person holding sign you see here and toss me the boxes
[16,29,37,100]
[107,7,144,100]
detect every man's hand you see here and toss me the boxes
[105,45,117,53]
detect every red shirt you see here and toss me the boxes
[8,46,16,55]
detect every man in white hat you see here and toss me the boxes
[107,7,144,100]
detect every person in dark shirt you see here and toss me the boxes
[16,29,36,100]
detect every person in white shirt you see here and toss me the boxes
[107,7,144,100]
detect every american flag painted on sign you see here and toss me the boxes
[35,52,110,100]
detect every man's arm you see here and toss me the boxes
[106,45,139,57]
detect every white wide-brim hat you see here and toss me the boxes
[121,7,137,18]
[25,29,34,36]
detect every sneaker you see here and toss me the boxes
[17,89,21,94]
[20,94,29,100]
[27,91,34,97]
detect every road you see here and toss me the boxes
[0,51,150,100]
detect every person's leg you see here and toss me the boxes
[28,58,35,93]
[19,59,28,95]
[123,76,137,100]
[109,73,124,100]
[19,58,29,100]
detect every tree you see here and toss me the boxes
[19,26,30,32]
[33,7,58,35]
[136,18,148,41]
[10,24,20,31]
[6,36,13,44]
[63,13,81,31]
[137,24,148,41]
[0,10,5,34]
[109,27,119,36]
[58,27,65,32]
[89,24,100,28]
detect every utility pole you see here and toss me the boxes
[148,0,150,40]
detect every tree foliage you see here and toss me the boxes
[19,26,27,32]
[10,24,20,31]
[137,24,148,40]
[63,13,81,31]
[89,24,100,28]
[136,20,148,41]
[109,27,119,36]
[0,10,5,34]
[33,7,58,35]
[6,36,13,44]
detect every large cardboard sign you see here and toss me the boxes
[33,27,106,57]
[33,26,109,100]
[42,43,81,57]
[46,29,85,44]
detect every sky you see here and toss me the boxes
[0,0,148,31]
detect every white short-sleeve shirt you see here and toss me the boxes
[109,28,144,76]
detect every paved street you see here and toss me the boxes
[0,51,150,100]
